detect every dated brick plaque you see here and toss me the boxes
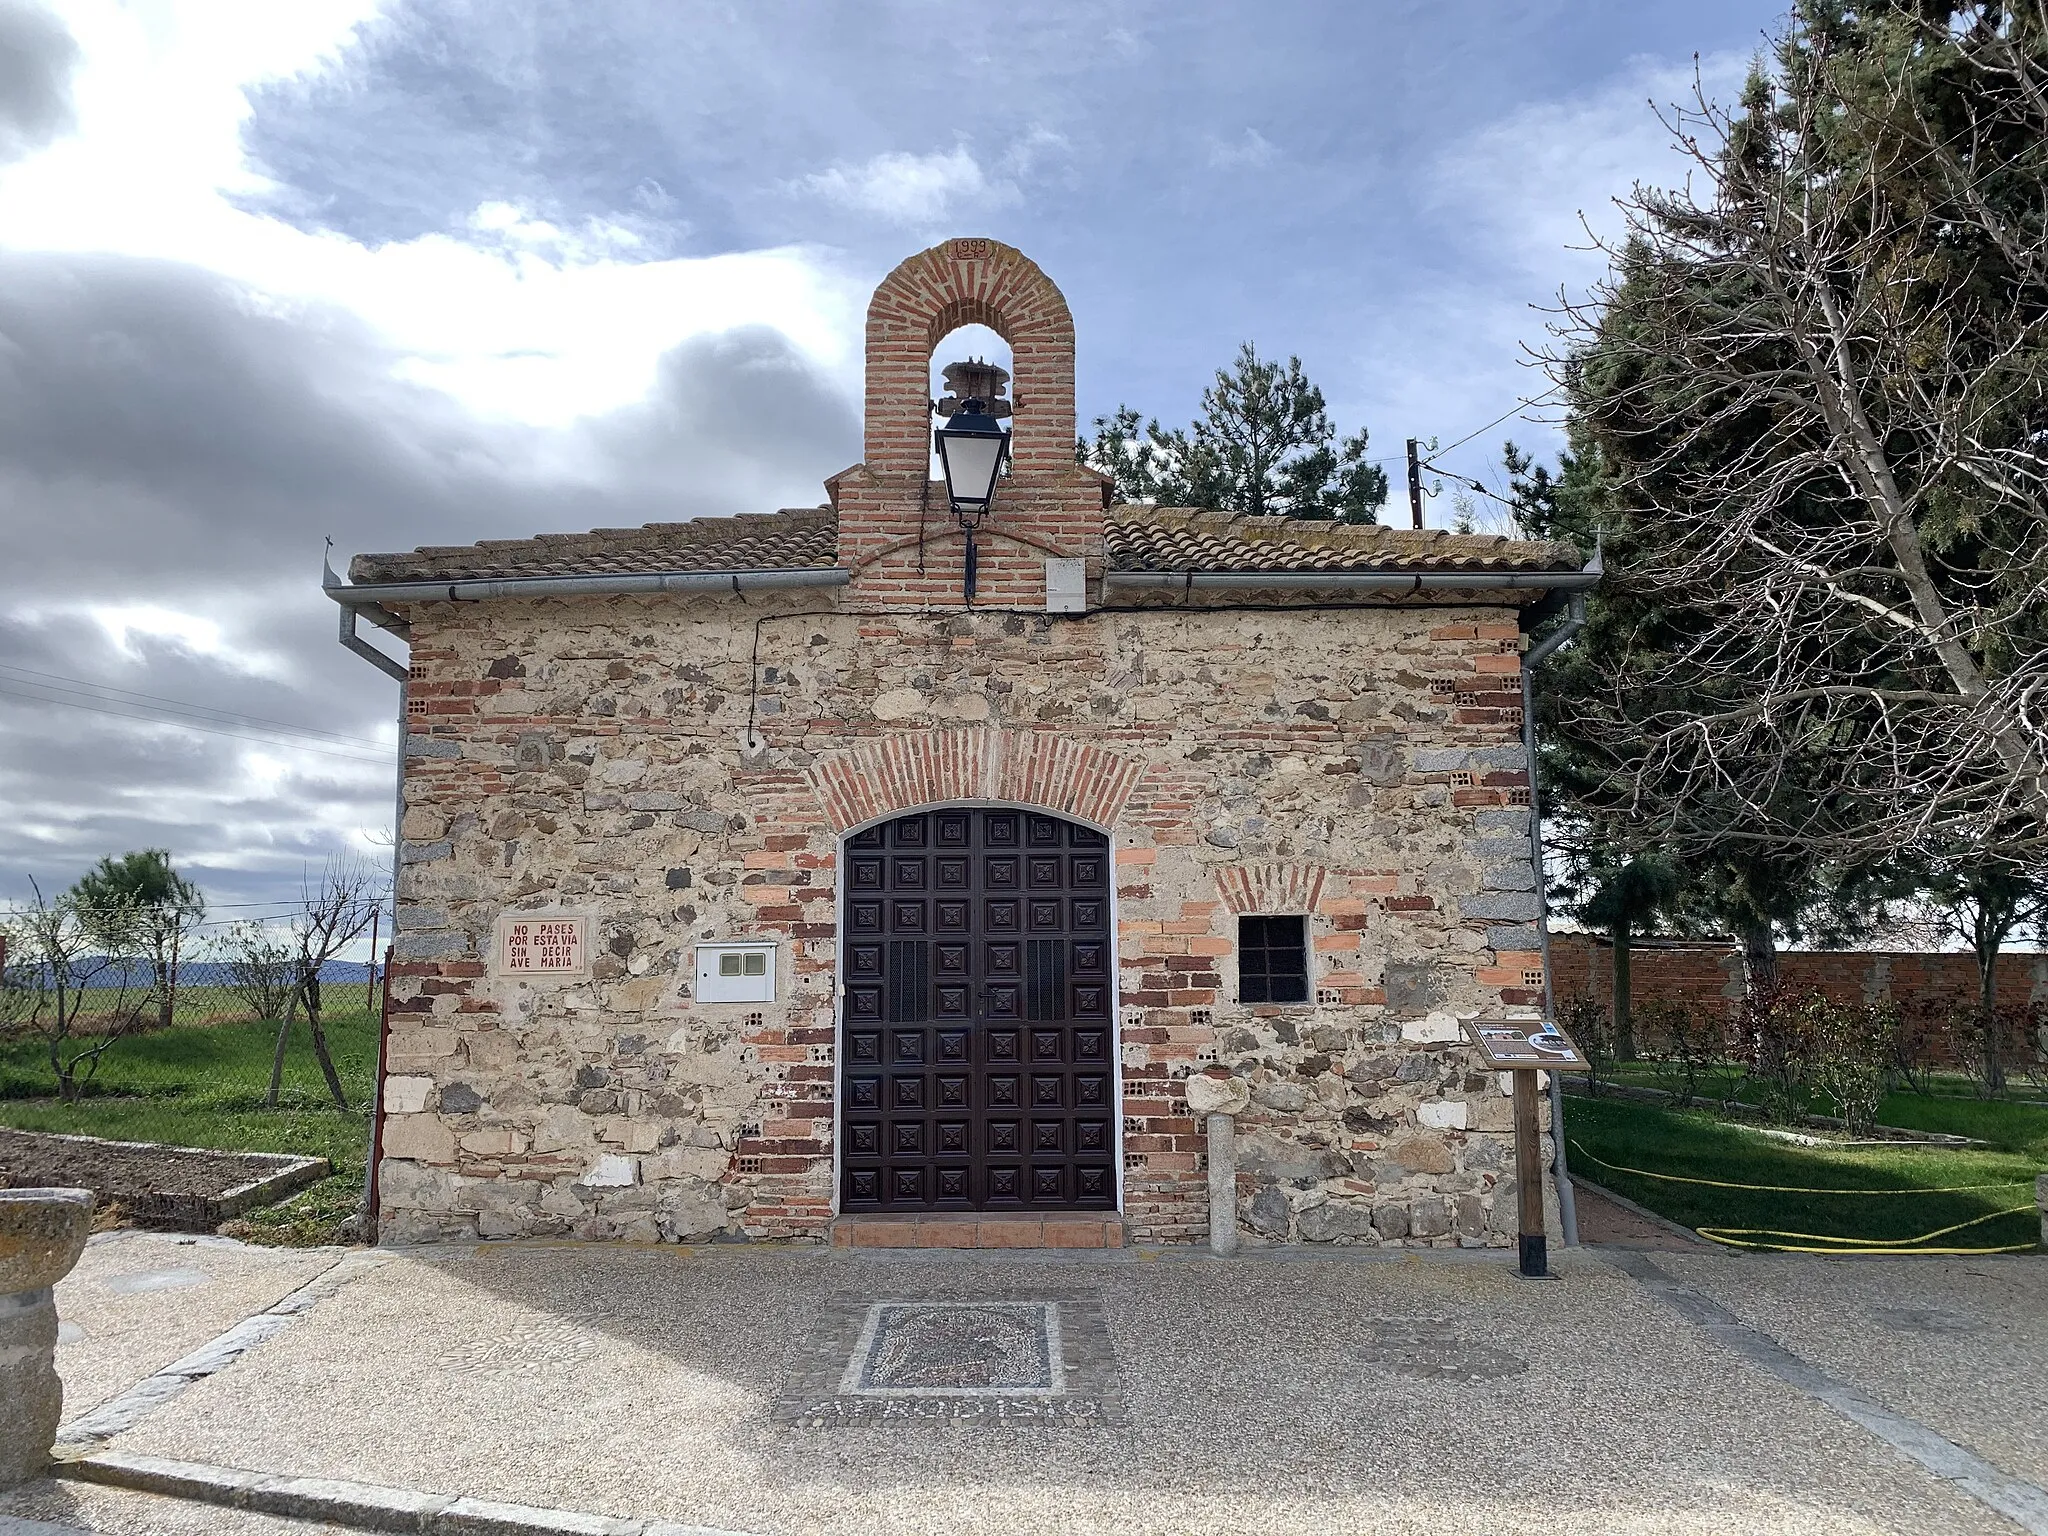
[1354,1319,1528,1382]
[494,915,589,977]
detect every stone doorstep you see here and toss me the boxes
[55,1452,752,1536]
[829,1213,1126,1250]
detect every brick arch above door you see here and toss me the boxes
[802,729,1146,835]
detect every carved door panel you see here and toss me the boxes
[839,808,1115,1211]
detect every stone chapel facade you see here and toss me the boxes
[332,238,1594,1249]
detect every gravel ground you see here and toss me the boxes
[1659,1251,2048,1492]
[53,1232,343,1417]
[89,1242,2007,1536]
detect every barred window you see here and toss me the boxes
[1239,915,1310,1004]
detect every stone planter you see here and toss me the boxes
[0,1188,94,1489]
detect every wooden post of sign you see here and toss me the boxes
[1463,1019,1588,1280]
[1513,1070,1546,1277]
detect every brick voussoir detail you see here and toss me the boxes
[803,729,1146,833]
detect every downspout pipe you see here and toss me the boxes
[323,548,411,1242]
[325,549,412,684]
[1522,590,1591,1246]
[337,599,410,683]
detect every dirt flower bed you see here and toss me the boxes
[0,1126,328,1231]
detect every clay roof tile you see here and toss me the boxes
[346,502,1580,585]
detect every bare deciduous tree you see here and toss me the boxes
[0,881,151,1101]
[266,858,384,1110]
[1544,5,2048,861]
[223,920,298,1023]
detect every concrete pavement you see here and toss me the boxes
[51,1233,342,1421]
[3,1232,2042,1535]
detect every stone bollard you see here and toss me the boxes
[0,1188,94,1489]
[1186,1071,1250,1257]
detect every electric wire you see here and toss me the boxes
[0,686,393,764]
[0,664,388,749]
[1431,388,1564,457]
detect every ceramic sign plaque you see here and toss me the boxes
[495,915,590,978]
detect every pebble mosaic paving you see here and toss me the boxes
[1352,1320,1530,1383]
[774,1291,1126,1428]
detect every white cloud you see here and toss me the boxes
[1431,52,1750,286]
[0,2,871,904]
[1001,125,1069,180]
[1207,128,1275,170]
[1,2,866,429]
[799,145,1015,226]
[89,605,228,663]
[1320,52,1758,514]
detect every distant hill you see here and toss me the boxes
[6,958,377,989]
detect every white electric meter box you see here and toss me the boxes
[695,942,777,1003]
[1044,557,1087,613]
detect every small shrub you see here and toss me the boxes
[1735,984,1814,1125]
[1635,999,1722,1107]
[2023,1010,2048,1095]
[1949,1003,2043,1099]
[1890,1000,1946,1096]
[222,922,297,1022]
[1560,994,1616,1093]
[1806,998,1897,1136]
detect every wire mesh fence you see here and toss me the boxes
[0,937,383,1239]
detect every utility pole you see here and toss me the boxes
[1406,438,1423,529]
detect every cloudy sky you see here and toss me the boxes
[0,0,1783,926]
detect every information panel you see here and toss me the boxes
[1462,1017,1591,1071]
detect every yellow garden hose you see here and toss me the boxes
[1569,1142,2040,1256]
[1693,1206,2038,1255]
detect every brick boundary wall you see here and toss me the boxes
[1553,933,2048,1017]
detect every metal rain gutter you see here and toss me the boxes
[1101,550,1602,594]
[327,566,852,606]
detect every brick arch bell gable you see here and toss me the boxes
[837,238,1106,606]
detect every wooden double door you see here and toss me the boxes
[838,807,1117,1212]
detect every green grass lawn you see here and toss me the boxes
[0,1010,378,1246]
[1604,1060,2048,1148]
[1564,1093,2043,1252]
[0,1009,377,1107]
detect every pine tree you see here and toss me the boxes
[1079,343,1389,521]
[70,849,205,1031]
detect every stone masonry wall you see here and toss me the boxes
[378,591,1549,1248]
